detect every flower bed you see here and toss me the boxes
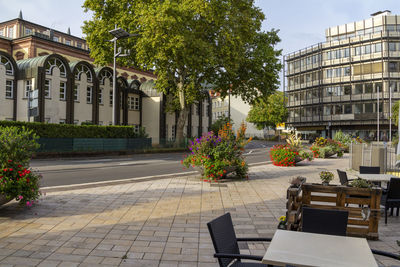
[182,123,250,182]
[310,137,343,158]
[270,135,313,167]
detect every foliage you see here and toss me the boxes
[278,215,286,229]
[286,134,302,150]
[392,100,400,127]
[319,171,334,183]
[0,120,148,138]
[353,136,365,144]
[181,123,251,181]
[209,115,233,135]
[0,126,41,206]
[350,178,372,188]
[82,0,282,144]
[311,137,344,158]
[246,91,288,130]
[333,130,352,152]
[0,126,40,166]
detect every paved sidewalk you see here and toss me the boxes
[0,155,399,266]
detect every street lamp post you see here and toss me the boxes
[109,25,135,125]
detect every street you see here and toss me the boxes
[31,141,275,187]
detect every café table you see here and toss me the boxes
[262,230,378,267]
[356,173,394,183]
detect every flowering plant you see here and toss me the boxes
[182,122,251,182]
[270,134,313,167]
[0,126,41,206]
[310,137,343,158]
[319,171,334,183]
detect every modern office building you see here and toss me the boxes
[285,10,400,141]
[0,12,210,144]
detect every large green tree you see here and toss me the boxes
[392,100,400,126]
[246,91,288,130]
[82,0,282,143]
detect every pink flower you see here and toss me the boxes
[18,196,23,200]
[26,201,32,207]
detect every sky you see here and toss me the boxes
[1,0,400,89]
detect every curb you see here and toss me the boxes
[41,161,272,193]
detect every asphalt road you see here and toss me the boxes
[31,141,276,188]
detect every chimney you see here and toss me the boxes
[67,27,71,35]
[18,10,23,20]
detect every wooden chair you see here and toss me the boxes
[301,207,348,236]
[207,213,273,267]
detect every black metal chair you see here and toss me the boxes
[337,169,353,185]
[301,207,349,236]
[382,178,400,224]
[371,249,400,262]
[359,166,380,174]
[207,213,272,267]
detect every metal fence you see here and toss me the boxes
[37,138,152,153]
[350,142,400,176]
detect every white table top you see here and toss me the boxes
[356,173,394,182]
[262,230,378,267]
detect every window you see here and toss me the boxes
[25,28,32,35]
[59,119,66,124]
[25,80,32,98]
[59,82,66,100]
[334,49,341,59]
[74,120,79,125]
[375,82,382,93]
[343,66,350,76]
[344,104,352,114]
[334,105,342,115]
[53,36,59,42]
[8,27,13,38]
[0,55,14,75]
[77,42,82,48]
[365,83,373,94]
[0,29,3,36]
[389,42,397,51]
[326,51,332,60]
[355,84,363,94]
[343,48,350,58]
[44,79,51,98]
[390,81,398,93]
[387,25,396,32]
[324,106,332,115]
[5,80,13,98]
[73,85,79,101]
[374,43,382,53]
[365,103,373,113]
[65,40,71,45]
[324,87,333,97]
[99,89,103,104]
[344,85,351,95]
[334,68,341,77]
[109,90,113,105]
[326,69,333,78]
[128,96,140,110]
[364,45,371,54]
[354,46,361,56]
[87,86,92,103]
[389,62,398,72]
[354,104,363,114]
[45,58,66,77]
[374,26,383,33]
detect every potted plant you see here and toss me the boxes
[350,178,372,188]
[182,122,251,182]
[311,137,344,158]
[320,171,334,185]
[270,134,313,167]
[0,126,41,206]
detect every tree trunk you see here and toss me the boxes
[175,81,188,147]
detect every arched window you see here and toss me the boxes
[45,58,66,77]
[99,70,112,86]
[75,64,93,83]
[0,55,14,76]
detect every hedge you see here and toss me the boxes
[0,120,144,138]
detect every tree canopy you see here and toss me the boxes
[82,0,282,142]
[246,91,288,130]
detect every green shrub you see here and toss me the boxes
[311,137,343,158]
[0,120,147,138]
[0,126,41,206]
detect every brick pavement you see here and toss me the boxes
[0,154,399,266]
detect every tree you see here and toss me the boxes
[82,0,282,144]
[392,100,400,126]
[246,91,288,130]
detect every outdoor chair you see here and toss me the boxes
[207,212,273,267]
[382,178,400,224]
[301,207,348,236]
[337,169,353,186]
[359,166,380,174]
